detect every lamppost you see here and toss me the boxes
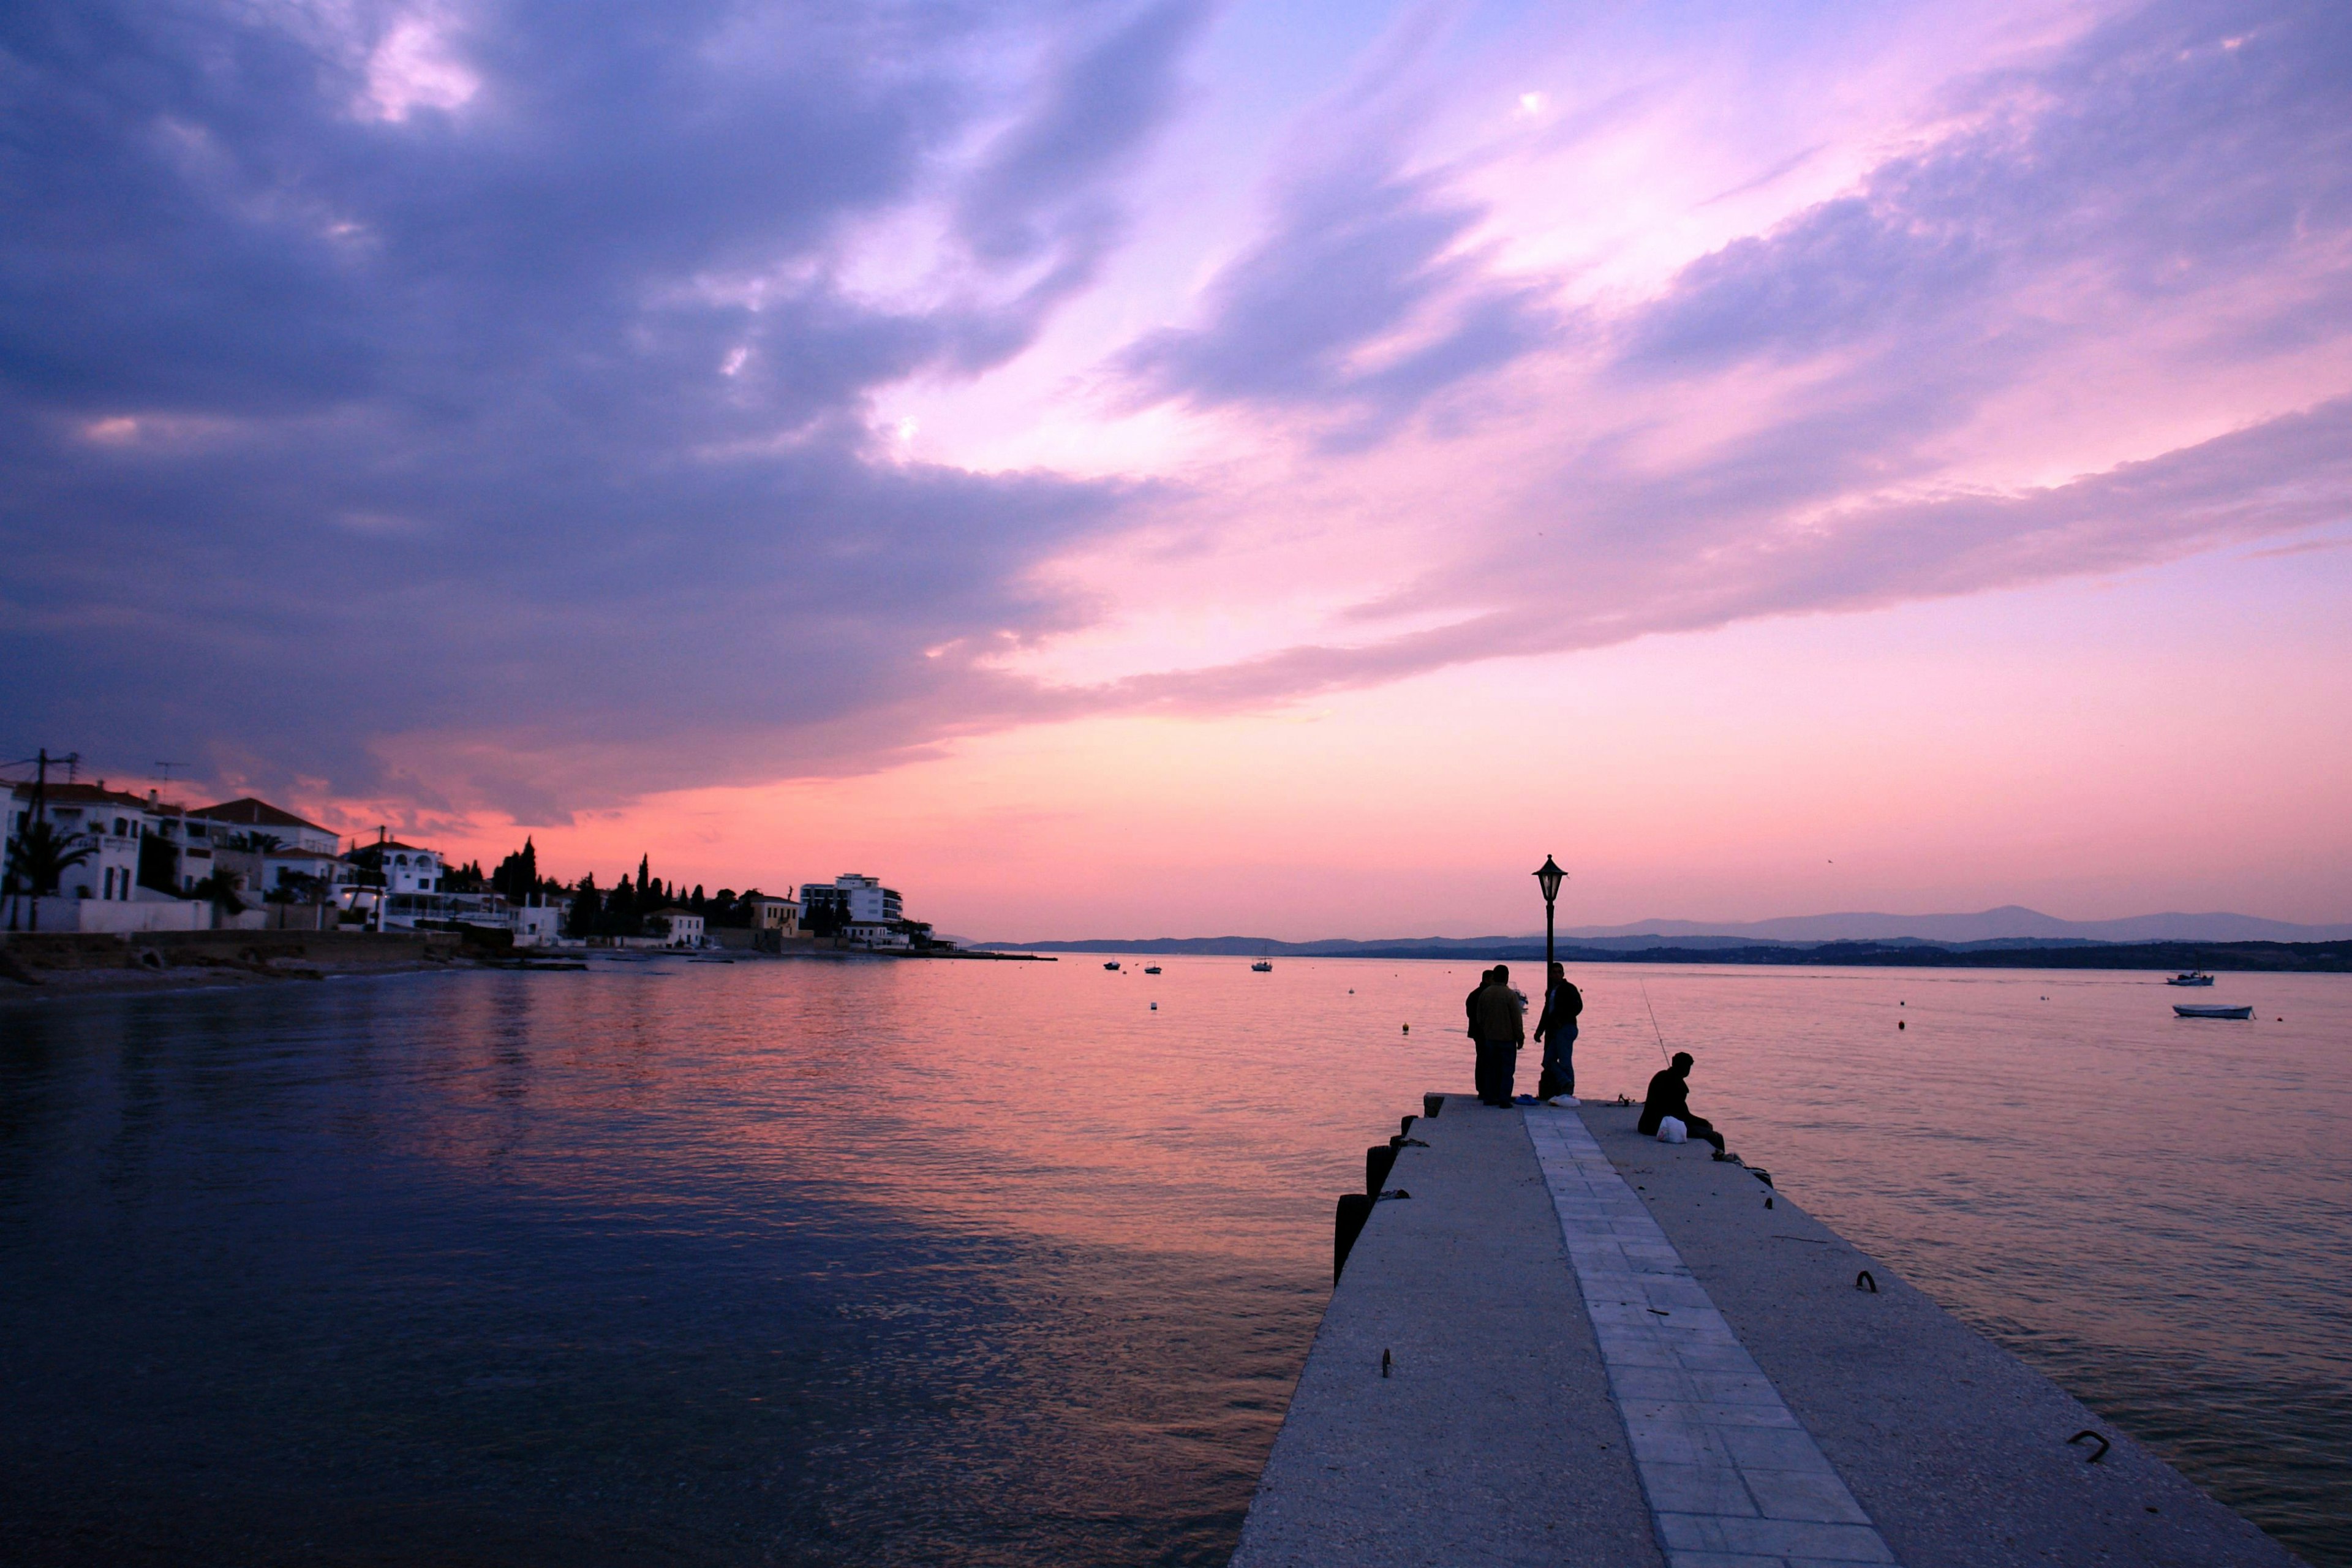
[1532,854,1567,976]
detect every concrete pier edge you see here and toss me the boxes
[1228,1092,2302,1568]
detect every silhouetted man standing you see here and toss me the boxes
[1471,965,1525,1106]
[1533,962,1581,1102]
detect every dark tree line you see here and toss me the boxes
[556,853,785,939]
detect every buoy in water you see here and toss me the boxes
[1402,1023,1409,1033]
[1898,1020,1905,1030]
[1150,1001,1158,1010]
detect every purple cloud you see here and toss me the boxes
[3,0,2348,821]
[0,0,1202,815]
[1094,0,2352,703]
[1117,157,1558,444]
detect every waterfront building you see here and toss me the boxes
[513,896,572,948]
[186,798,353,908]
[342,831,445,894]
[745,894,800,937]
[261,844,351,903]
[801,873,902,927]
[6,782,162,903]
[2,782,224,932]
[190,797,341,856]
[645,907,706,946]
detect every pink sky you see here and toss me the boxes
[12,0,2351,937]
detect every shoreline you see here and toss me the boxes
[0,934,1057,1007]
[987,938,2352,973]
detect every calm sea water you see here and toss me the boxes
[1,958,2345,1565]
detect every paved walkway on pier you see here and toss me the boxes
[1229,1094,2302,1568]
[1527,1109,1894,1566]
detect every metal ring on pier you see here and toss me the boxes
[1856,1269,1879,1293]
[2068,1430,2111,1464]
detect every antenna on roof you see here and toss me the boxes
[154,761,190,783]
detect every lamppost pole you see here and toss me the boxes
[1532,854,1567,978]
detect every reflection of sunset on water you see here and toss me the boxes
[5,960,2347,1563]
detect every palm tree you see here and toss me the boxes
[190,870,248,923]
[4,819,96,932]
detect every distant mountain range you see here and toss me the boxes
[982,905,2352,955]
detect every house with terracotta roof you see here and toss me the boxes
[4,781,214,932]
[5,782,158,905]
[191,797,341,856]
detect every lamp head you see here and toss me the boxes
[1533,854,1567,905]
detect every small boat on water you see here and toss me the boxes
[2166,970,2215,987]
[1144,965,1161,974]
[1104,960,1121,971]
[2174,1003,2253,1019]
[1251,959,1273,972]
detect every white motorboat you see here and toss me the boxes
[2166,971,2215,987]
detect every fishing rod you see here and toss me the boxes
[1638,978,1672,1063]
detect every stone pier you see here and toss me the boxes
[1229,1095,2301,1568]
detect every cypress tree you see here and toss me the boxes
[567,873,601,937]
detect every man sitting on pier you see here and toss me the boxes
[1470,966,1525,1107]
[1638,1052,1726,1152]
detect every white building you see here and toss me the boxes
[845,875,901,925]
[4,783,224,932]
[263,845,350,902]
[6,782,159,904]
[352,889,514,933]
[513,897,573,948]
[801,873,902,925]
[645,907,704,946]
[343,833,445,894]
[191,797,341,856]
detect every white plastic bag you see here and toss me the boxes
[1656,1116,1687,1144]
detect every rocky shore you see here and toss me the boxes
[0,929,469,1003]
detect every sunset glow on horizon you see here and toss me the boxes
[6,0,2350,937]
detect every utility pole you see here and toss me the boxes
[13,749,74,933]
